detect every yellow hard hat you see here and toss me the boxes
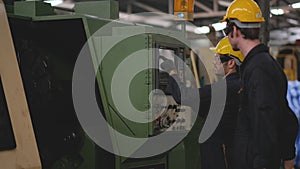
[215,37,244,65]
[220,0,265,23]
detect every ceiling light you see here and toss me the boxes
[194,26,210,34]
[212,22,227,31]
[292,2,300,8]
[270,9,284,15]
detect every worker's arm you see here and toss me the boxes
[166,73,212,117]
[248,67,280,169]
[161,56,212,116]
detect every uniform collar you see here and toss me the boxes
[241,44,269,71]
[225,72,240,80]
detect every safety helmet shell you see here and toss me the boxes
[220,0,265,23]
[215,37,244,65]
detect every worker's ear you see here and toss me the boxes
[231,25,240,38]
[228,59,236,69]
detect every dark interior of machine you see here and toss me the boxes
[0,78,16,151]
[155,44,185,95]
[8,17,90,168]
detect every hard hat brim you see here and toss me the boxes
[230,19,261,28]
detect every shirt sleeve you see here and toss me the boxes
[248,68,280,168]
[166,74,212,117]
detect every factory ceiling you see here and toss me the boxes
[118,0,300,31]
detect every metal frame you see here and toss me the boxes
[0,0,41,168]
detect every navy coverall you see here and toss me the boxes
[235,44,298,169]
[167,72,241,169]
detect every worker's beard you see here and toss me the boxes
[229,34,241,51]
[231,42,240,51]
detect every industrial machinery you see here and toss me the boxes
[0,1,41,168]
[0,0,214,168]
[276,46,300,81]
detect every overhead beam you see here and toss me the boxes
[270,0,278,6]
[194,1,212,12]
[284,13,300,20]
[218,0,231,7]
[132,1,163,13]
[281,0,291,5]
[193,11,226,18]
[213,0,218,12]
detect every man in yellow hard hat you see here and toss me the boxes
[213,36,244,77]
[161,36,244,169]
[221,0,299,169]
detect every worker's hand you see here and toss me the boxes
[160,57,176,73]
[284,159,295,169]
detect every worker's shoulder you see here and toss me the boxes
[242,54,281,81]
[247,52,276,70]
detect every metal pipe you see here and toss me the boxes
[255,0,270,45]
[168,0,173,14]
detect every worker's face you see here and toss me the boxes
[223,22,234,37]
[213,54,229,76]
[224,22,240,51]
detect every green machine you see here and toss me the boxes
[4,0,209,169]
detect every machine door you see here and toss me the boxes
[0,0,41,168]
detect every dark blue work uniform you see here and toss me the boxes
[235,44,298,169]
[167,72,241,169]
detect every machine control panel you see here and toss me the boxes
[152,44,194,134]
